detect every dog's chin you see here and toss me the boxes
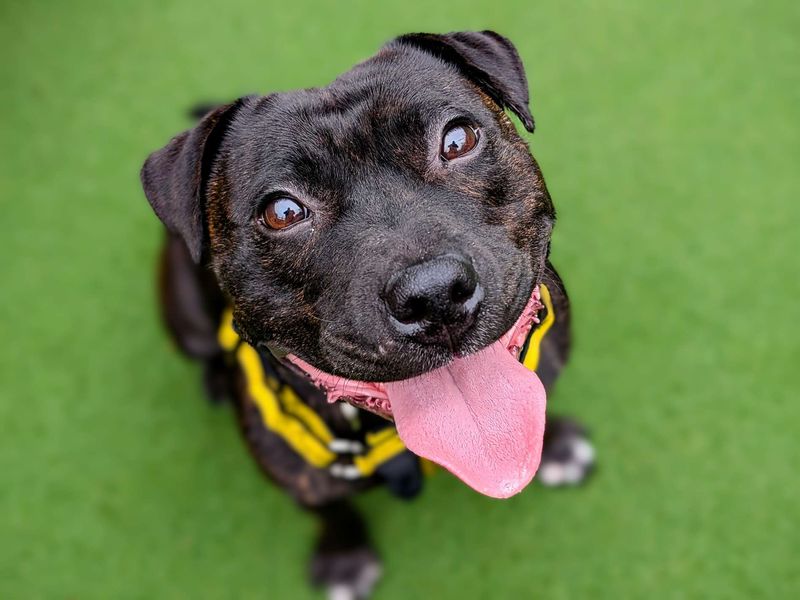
[311,318,517,384]
[316,328,504,383]
[322,348,453,384]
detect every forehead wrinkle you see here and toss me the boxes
[285,94,417,185]
[285,102,434,209]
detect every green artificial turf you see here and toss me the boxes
[2,1,798,597]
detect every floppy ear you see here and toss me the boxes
[140,97,250,262]
[393,30,535,132]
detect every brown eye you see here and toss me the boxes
[261,196,310,230]
[441,123,479,160]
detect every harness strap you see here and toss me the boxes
[521,283,556,371]
[218,283,556,479]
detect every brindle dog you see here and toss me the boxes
[142,31,594,599]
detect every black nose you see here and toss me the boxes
[383,254,483,345]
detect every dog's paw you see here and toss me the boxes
[537,418,596,487]
[311,547,382,600]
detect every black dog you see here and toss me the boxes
[141,31,594,598]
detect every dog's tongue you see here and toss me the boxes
[385,339,546,499]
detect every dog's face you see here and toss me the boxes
[142,31,554,383]
[143,31,558,498]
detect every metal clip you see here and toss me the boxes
[328,438,365,454]
[329,463,362,480]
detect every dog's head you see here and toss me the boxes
[142,31,556,498]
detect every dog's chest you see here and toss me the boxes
[218,310,420,492]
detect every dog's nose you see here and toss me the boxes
[383,254,483,345]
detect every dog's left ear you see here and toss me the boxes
[392,30,535,132]
[140,97,252,263]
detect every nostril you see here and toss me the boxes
[397,296,429,324]
[449,278,476,304]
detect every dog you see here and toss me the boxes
[141,31,595,598]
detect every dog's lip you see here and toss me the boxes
[284,285,543,417]
[297,277,534,382]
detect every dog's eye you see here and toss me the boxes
[441,124,479,160]
[260,197,310,230]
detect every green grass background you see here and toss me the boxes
[1,0,798,597]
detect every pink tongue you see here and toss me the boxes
[385,340,546,498]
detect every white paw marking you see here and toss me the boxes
[572,437,596,465]
[538,434,596,487]
[537,462,565,486]
[326,558,382,600]
[328,584,356,600]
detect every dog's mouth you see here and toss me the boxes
[286,286,547,498]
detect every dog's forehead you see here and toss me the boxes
[223,50,489,214]
[262,50,481,146]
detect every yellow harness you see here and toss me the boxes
[218,284,555,479]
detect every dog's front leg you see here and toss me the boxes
[307,500,382,600]
[158,233,231,404]
[233,392,382,597]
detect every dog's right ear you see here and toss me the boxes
[140,97,251,263]
[392,31,535,133]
